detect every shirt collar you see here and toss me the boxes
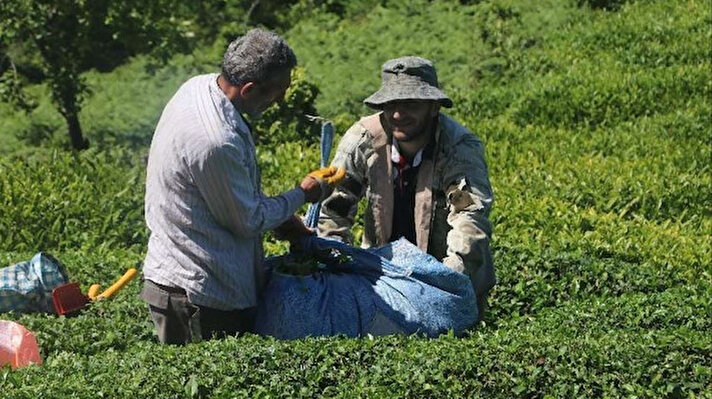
[208,73,251,135]
[391,141,424,167]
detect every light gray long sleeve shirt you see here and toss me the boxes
[143,73,305,310]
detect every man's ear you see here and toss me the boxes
[238,82,257,99]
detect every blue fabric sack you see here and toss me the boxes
[0,253,68,313]
[254,237,477,339]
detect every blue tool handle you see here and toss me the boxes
[305,121,335,229]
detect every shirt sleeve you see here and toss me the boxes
[441,134,496,298]
[318,124,368,243]
[192,141,305,239]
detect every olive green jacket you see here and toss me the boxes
[318,112,495,306]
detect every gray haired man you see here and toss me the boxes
[141,29,340,344]
[319,56,495,322]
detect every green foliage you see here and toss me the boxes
[0,61,36,113]
[0,0,200,149]
[12,120,58,147]
[248,67,322,146]
[286,0,387,22]
[1,0,711,397]
[285,0,489,121]
[0,148,147,253]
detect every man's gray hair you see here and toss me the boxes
[222,28,297,86]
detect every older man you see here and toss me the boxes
[319,56,495,321]
[141,29,340,344]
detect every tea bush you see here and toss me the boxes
[0,148,147,253]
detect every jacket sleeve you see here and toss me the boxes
[318,124,368,244]
[441,134,496,299]
[192,142,305,239]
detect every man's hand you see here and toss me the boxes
[273,215,314,242]
[300,166,346,203]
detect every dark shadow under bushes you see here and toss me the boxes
[577,0,630,11]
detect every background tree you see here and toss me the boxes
[0,0,199,150]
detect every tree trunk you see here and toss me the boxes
[65,110,88,150]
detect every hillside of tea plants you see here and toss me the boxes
[1,0,710,397]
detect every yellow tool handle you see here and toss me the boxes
[326,167,346,185]
[97,268,137,299]
[87,284,101,300]
[307,166,346,185]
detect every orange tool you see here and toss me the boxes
[51,268,137,315]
